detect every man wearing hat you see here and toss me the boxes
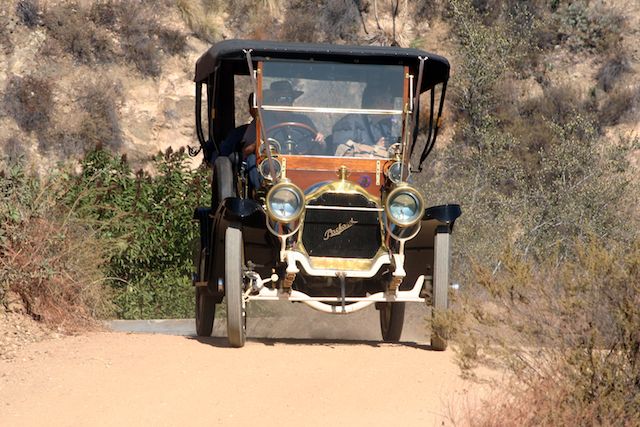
[259,80,325,150]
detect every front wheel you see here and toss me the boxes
[379,302,405,342]
[225,227,246,348]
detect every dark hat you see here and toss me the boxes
[263,80,304,103]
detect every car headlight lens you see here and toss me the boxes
[385,186,423,226]
[386,161,410,184]
[266,182,304,222]
[258,158,282,180]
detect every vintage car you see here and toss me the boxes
[191,40,461,348]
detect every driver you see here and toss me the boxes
[259,80,325,155]
[331,84,397,158]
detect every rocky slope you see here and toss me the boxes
[1,1,637,172]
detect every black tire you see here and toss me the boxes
[212,156,234,208]
[431,234,450,351]
[225,227,246,348]
[431,285,449,351]
[194,240,215,337]
[379,302,405,342]
[196,287,216,337]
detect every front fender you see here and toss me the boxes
[220,197,266,228]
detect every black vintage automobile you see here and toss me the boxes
[191,40,460,348]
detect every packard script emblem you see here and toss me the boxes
[323,218,358,241]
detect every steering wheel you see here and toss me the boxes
[265,122,318,155]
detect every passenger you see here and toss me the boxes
[331,85,397,158]
[212,94,260,188]
[218,93,257,159]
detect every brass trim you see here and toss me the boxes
[304,180,381,206]
[265,180,305,223]
[308,249,387,271]
[384,183,425,227]
[296,180,385,258]
[258,157,282,180]
[337,165,349,180]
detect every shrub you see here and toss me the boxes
[555,0,624,53]
[16,0,39,28]
[157,29,187,56]
[89,0,118,28]
[78,79,123,150]
[458,238,640,425]
[279,0,320,42]
[418,0,636,308]
[176,0,224,43]
[40,1,185,75]
[67,148,209,319]
[599,85,640,127]
[0,160,113,327]
[596,53,632,93]
[119,2,187,76]
[0,13,13,55]
[3,75,53,133]
[322,0,361,43]
[41,2,115,64]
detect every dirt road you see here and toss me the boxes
[0,304,486,426]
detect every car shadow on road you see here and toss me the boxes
[186,335,436,350]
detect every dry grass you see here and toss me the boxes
[454,239,640,425]
[0,164,114,329]
[176,0,224,43]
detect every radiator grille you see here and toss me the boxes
[302,193,381,259]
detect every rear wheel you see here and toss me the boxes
[431,231,450,351]
[225,227,246,348]
[379,302,405,342]
[195,288,216,337]
[193,240,215,337]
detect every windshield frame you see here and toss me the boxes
[255,60,410,161]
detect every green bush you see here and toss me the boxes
[1,148,210,321]
[68,148,209,319]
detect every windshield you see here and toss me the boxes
[259,61,406,159]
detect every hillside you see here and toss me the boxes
[1,1,636,170]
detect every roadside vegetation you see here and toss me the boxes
[1,149,208,322]
[417,0,640,424]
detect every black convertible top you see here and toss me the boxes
[194,39,449,92]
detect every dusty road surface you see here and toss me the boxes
[0,304,487,426]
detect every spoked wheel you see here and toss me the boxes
[225,227,246,348]
[194,240,215,337]
[379,302,405,342]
